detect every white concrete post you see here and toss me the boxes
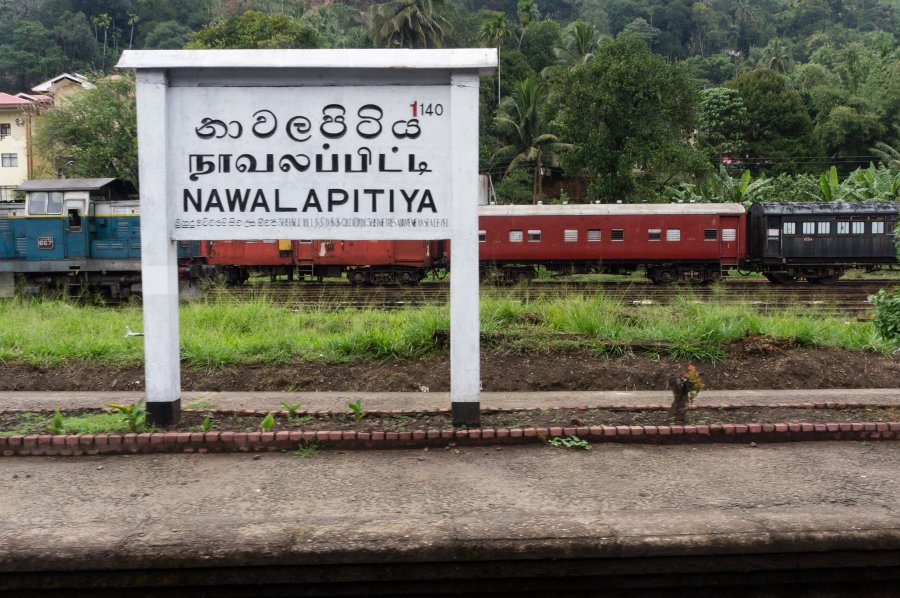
[450,72,481,426]
[135,69,182,426]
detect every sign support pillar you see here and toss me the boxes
[449,72,481,426]
[135,69,182,426]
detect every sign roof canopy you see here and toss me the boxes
[117,49,497,74]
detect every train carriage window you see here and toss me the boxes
[587,229,601,242]
[783,222,796,235]
[837,222,849,234]
[478,230,486,243]
[722,229,737,242]
[611,229,624,241]
[527,230,541,242]
[299,240,312,244]
[852,222,864,234]
[817,222,830,235]
[648,229,661,241]
[509,230,523,243]
[704,229,717,241]
[666,229,681,242]
[564,229,578,242]
[872,222,885,234]
[767,228,779,238]
[802,222,815,235]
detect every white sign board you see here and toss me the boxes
[118,49,497,427]
[169,85,453,240]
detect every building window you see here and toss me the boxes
[872,221,885,234]
[587,229,601,242]
[817,222,830,235]
[564,229,578,242]
[0,124,10,139]
[802,222,815,235]
[704,229,717,241]
[527,229,541,242]
[648,229,661,241]
[852,222,864,234]
[478,230,486,243]
[1,153,17,167]
[666,229,681,242]
[611,229,624,241]
[509,230,523,243]
[837,221,849,234]
[783,222,796,235]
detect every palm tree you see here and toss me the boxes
[369,0,451,49]
[479,12,509,104]
[127,13,140,50]
[553,20,601,69]
[872,125,900,169]
[515,0,540,49]
[758,38,793,73]
[492,77,572,203]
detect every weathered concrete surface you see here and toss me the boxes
[2,388,898,412]
[1,442,899,589]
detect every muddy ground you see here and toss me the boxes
[1,335,897,392]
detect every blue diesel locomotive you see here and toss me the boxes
[0,178,202,300]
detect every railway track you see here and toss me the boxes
[202,278,895,315]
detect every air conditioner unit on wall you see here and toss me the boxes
[15,118,24,126]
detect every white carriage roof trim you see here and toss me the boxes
[18,178,119,192]
[479,203,746,217]
[117,49,498,73]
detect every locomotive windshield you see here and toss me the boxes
[28,191,64,215]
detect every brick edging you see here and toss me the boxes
[2,421,898,456]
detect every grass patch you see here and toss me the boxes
[0,291,893,369]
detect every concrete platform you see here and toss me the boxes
[2,388,899,412]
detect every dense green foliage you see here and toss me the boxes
[2,0,898,202]
[32,75,138,185]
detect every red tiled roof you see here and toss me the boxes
[0,92,34,107]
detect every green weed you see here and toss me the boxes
[547,435,590,450]
[348,400,365,421]
[104,399,145,433]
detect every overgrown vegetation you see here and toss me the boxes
[0,292,894,370]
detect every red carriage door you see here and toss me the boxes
[394,240,428,265]
[720,216,740,265]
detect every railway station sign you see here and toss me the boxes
[118,49,497,427]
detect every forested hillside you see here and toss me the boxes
[2,0,898,202]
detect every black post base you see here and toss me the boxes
[451,402,481,427]
[146,399,181,427]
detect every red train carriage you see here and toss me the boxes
[201,239,437,285]
[476,203,746,283]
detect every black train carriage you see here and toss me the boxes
[747,202,899,283]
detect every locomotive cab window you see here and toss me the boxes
[817,222,830,235]
[852,222,864,234]
[28,191,64,215]
[704,229,717,241]
[837,222,849,234]
[647,229,661,241]
[587,229,601,242]
[509,230,523,243]
[666,229,681,242]
[611,229,624,241]
[527,230,541,242]
[478,230,486,243]
[872,222,885,234]
[783,222,796,235]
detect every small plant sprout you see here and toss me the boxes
[47,409,65,435]
[348,400,365,421]
[105,399,145,433]
[280,402,303,418]
[547,435,590,450]
[201,416,213,432]
[260,412,275,432]
[291,441,319,458]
